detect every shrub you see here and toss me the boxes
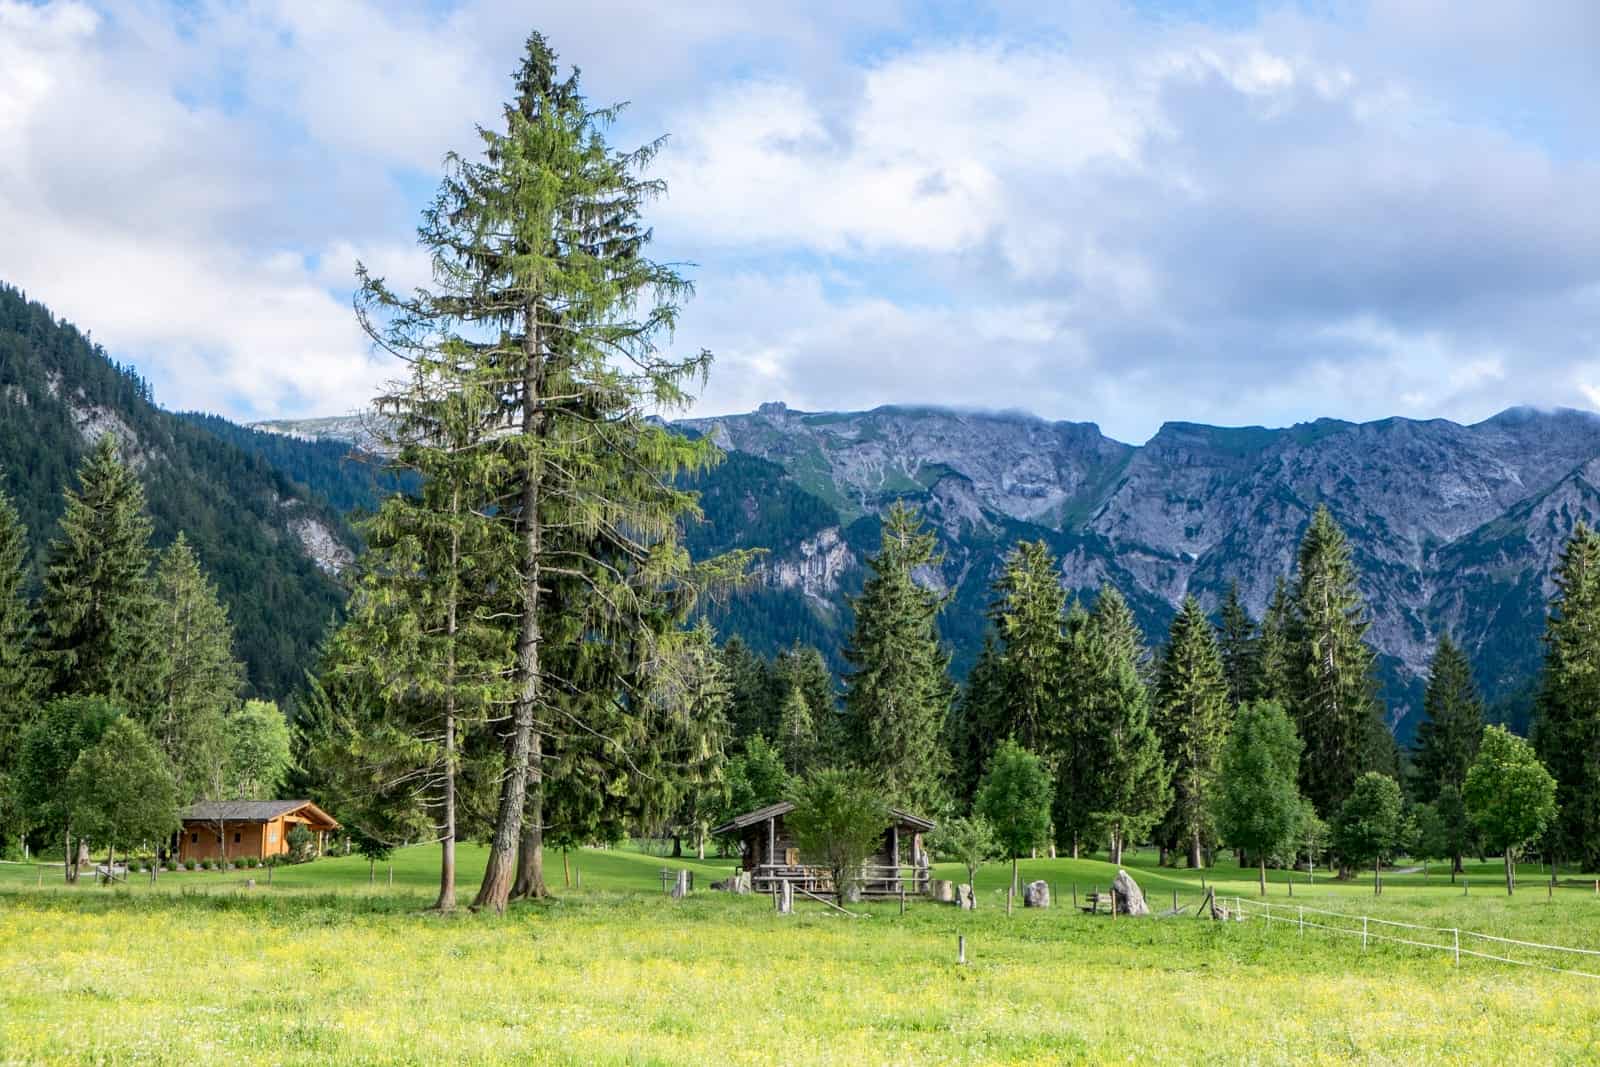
[287,825,315,864]
[245,856,259,869]
[185,859,197,871]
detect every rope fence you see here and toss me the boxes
[1230,896,1600,980]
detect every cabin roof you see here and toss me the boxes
[180,800,339,829]
[710,801,934,837]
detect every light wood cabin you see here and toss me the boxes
[711,800,934,897]
[177,800,338,863]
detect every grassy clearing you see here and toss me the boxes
[4,848,1600,1064]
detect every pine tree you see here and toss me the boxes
[1411,634,1483,803]
[1053,585,1169,862]
[949,634,1005,806]
[776,683,817,777]
[773,643,838,764]
[985,540,1067,752]
[0,487,41,844]
[38,436,159,707]
[842,503,954,817]
[1216,580,1260,706]
[1532,523,1600,869]
[1256,577,1295,704]
[354,32,734,913]
[1154,595,1232,868]
[147,535,243,804]
[722,636,775,748]
[1290,506,1387,817]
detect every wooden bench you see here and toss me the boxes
[1079,890,1113,915]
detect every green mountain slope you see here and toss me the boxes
[0,284,353,700]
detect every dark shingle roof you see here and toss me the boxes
[180,800,336,826]
[710,801,935,836]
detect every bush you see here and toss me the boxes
[184,859,197,871]
[245,856,259,869]
[287,825,315,864]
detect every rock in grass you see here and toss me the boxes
[931,879,956,903]
[1023,880,1051,908]
[957,883,976,910]
[1112,869,1149,916]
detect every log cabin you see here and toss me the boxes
[711,800,934,897]
[177,800,338,863]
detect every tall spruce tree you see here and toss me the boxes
[842,502,954,817]
[325,346,517,911]
[1290,506,1387,817]
[355,32,733,913]
[1154,596,1232,868]
[147,535,244,804]
[1052,599,1098,856]
[1216,581,1261,706]
[776,683,817,778]
[1256,577,1295,704]
[1532,523,1600,869]
[1411,634,1484,803]
[721,636,775,748]
[949,634,1005,806]
[986,540,1067,752]
[38,436,159,707]
[0,487,40,844]
[773,643,838,764]
[1083,587,1170,863]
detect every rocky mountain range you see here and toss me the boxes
[261,398,1600,739]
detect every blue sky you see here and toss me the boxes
[1,0,1596,444]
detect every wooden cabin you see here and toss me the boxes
[178,800,338,863]
[711,801,935,897]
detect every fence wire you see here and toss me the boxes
[1229,897,1600,981]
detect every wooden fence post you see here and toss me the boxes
[958,935,966,965]
[1453,928,1460,967]
[1362,915,1368,951]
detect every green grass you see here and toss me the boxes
[4,847,1600,1064]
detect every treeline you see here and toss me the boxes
[0,439,294,875]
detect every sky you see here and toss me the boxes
[1,1,1597,445]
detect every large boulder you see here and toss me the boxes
[956,883,976,910]
[930,879,956,903]
[1111,869,1149,916]
[670,869,690,899]
[1023,880,1051,908]
[711,870,755,894]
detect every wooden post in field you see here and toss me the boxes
[1288,875,1294,898]
[1007,884,1014,916]
[1298,905,1304,937]
[958,935,966,965]
[1453,928,1460,967]
[1362,915,1368,951]
[388,862,393,889]
[899,886,906,915]
[1072,883,1078,910]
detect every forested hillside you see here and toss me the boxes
[0,284,353,699]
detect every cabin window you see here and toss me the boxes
[190,833,197,844]
[233,832,241,844]
[268,828,278,843]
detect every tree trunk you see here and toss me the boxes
[511,733,546,901]
[1011,855,1019,896]
[563,848,571,889]
[1505,847,1515,895]
[473,319,544,915]
[696,830,706,861]
[1374,857,1381,896]
[435,502,461,914]
[1071,835,1080,860]
[672,834,683,859]
[369,856,375,885]
[105,842,114,887]
[1188,828,1203,870]
[63,827,74,885]
[1451,851,1462,880]
[1259,857,1267,896]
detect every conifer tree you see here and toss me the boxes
[147,535,243,803]
[842,503,954,816]
[0,488,40,843]
[776,683,817,777]
[1289,506,1387,817]
[722,636,775,748]
[949,634,1005,805]
[985,540,1067,752]
[1054,585,1169,862]
[1154,595,1231,868]
[773,643,838,764]
[1256,577,1295,704]
[1411,634,1483,803]
[1532,523,1600,869]
[355,32,732,913]
[1216,580,1261,706]
[38,436,159,707]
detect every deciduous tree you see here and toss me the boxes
[1216,701,1304,894]
[1464,725,1557,895]
[976,739,1054,895]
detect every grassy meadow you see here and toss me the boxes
[4,847,1600,1064]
